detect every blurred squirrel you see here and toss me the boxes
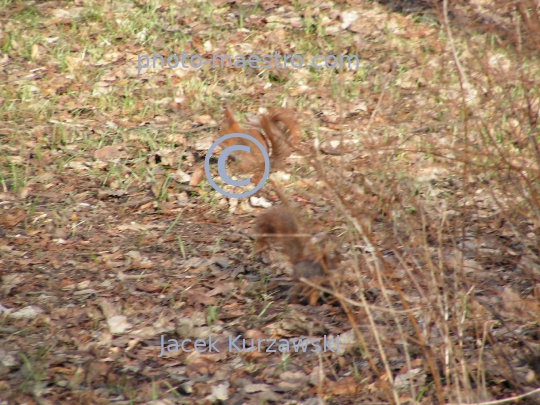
[254,183,339,305]
[216,105,301,176]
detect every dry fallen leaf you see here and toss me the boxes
[136,282,162,293]
[0,210,26,228]
[187,357,216,377]
[107,315,132,335]
[165,133,187,147]
[189,166,205,186]
[194,114,213,125]
[207,282,235,297]
[185,289,216,306]
[10,306,44,319]
[327,376,359,395]
[94,145,123,160]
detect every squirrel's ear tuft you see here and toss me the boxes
[223,104,236,124]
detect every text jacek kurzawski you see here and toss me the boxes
[158,334,340,357]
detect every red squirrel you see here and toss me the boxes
[216,105,301,177]
[254,182,339,305]
[217,107,337,305]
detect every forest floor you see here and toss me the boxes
[1,0,540,404]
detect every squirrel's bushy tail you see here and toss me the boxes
[260,108,301,166]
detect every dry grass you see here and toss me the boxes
[1,0,539,404]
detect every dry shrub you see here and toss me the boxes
[299,1,540,402]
